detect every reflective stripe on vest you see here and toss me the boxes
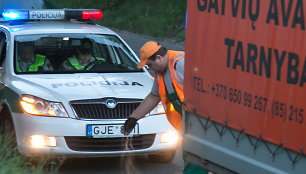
[171,53,184,87]
[169,52,184,102]
[28,54,46,72]
[155,50,185,130]
[68,57,84,70]
[95,57,105,61]
[68,56,105,70]
[17,54,46,72]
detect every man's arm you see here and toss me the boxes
[121,93,161,135]
[130,92,161,120]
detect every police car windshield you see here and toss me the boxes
[14,34,142,74]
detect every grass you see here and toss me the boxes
[0,135,58,174]
[45,0,187,41]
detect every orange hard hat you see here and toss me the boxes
[138,41,161,68]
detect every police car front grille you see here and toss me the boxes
[71,99,141,119]
[64,134,156,151]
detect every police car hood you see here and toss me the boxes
[13,73,152,101]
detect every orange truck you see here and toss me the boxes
[183,0,306,173]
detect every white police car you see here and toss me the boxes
[0,9,179,162]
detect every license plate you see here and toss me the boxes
[86,123,139,138]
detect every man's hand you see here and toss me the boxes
[121,117,138,135]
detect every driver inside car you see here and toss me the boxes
[60,38,105,70]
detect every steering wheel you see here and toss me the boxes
[84,60,105,70]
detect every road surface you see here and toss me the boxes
[113,28,185,57]
[58,145,183,174]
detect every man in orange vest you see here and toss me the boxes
[121,41,184,134]
[122,41,208,174]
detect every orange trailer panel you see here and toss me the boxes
[184,0,306,153]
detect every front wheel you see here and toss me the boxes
[148,149,176,163]
[0,108,17,148]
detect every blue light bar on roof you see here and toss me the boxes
[2,9,102,21]
[2,10,29,20]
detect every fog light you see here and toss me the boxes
[29,135,57,147]
[160,131,180,144]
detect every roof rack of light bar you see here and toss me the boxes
[1,9,102,21]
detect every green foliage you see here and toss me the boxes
[0,136,30,174]
[0,135,58,174]
[46,0,187,41]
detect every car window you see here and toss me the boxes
[14,34,142,74]
[0,32,6,68]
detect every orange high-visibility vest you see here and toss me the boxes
[155,50,184,130]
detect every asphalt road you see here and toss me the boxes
[113,28,185,57]
[57,30,185,174]
[58,145,183,174]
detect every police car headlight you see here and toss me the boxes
[20,94,68,117]
[149,102,165,116]
[161,131,180,144]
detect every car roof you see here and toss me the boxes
[0,20,117,36]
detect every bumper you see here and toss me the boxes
[12,113,178,157]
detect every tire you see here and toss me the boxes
[0,108,17,148]
[148,149,176,163]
